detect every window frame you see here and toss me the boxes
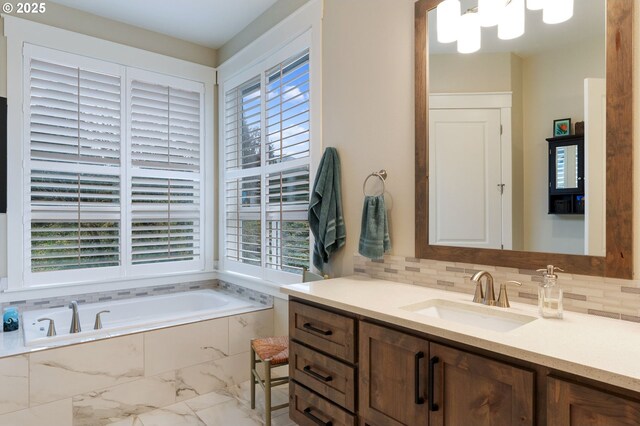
[218,7,322,286]
[5,16,215,293]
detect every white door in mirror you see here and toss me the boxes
[429,107,506,249]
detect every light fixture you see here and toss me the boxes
[435,0,574,52]
[498,0,525,40]
[478,0,505,27]
[543,0,573,24]
[526,0,545,11]
[457,12,481,54]
[437,0,461,44]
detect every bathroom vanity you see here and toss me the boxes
[283,277,640,426]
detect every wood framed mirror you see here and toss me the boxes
[415,0,633,278]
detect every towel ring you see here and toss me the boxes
[363,170,388,196]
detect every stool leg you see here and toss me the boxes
[264,359,272,426]
[250,344,256,410]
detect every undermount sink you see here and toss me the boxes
[401,299,537,333]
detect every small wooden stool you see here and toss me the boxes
[250,336,289,426]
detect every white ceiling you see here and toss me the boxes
[428,0,605,56]
[49,0,280,49]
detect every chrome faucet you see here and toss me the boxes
[470,271,496,306]
[69,301,81,333]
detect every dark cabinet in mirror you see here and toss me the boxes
[548,135,584,215]
[415,0,635,278]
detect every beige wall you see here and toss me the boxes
[429,52,513,93]
[511,54,525,251]
[0,2,218,278]
[320,0,416,277]
[217,0,309,65]
[522,37,605,254]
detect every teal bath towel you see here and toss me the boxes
[358,195,391,259]
[309,147,346,272]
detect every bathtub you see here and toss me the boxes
[21,289,264,347]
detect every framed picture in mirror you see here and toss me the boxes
[553,118,571,137]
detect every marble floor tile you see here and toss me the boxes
[229,310,274,355]
[136,402,204,426]
[0,354,29,415]
[0,398,72,426]
[183,391,234,412]
[175,352,250,401]
[72,372,176,426]
[193,399,263,426]
[145,318,229,376]
[30,334,144,405]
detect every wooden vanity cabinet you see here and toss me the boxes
[429,343,534,426]
[359,321,430,426]
[358,322,534,426]
[289,298,640,426]
[547,377,640,425]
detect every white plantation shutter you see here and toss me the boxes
[224,49,312,279]
[21,44,208,286]
[130,81,201,171]
[27,51,122,278]
[128,72,204,270]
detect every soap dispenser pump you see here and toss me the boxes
[536,265,564,319]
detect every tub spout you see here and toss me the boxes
[69,301,81,334]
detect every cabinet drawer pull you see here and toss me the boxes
[303,365,333,382]
[303,407,333,426]
[303,322,333,336]
[414,351,425,404]
[428,356,440,412]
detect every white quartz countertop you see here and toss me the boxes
[281,275,640,393]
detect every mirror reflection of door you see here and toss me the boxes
[429,95,511,250]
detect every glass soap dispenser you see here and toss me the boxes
[536,265,564,319]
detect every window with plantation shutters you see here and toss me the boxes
[21,44,206,286]
[28,53,122,278]
[223,49,312,280]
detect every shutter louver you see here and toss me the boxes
[28,55,122,274]
[225,175,261,266]
[265,166,310,272]
[224,77,261,170]
[266,51,310,164]
[131,176,200,264]
[30,59,121,165]
[130,80,201,171]
[129,75,203,268]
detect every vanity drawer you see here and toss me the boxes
[290,340,356,412]
[290,381,357,426]
[290,301,356,363]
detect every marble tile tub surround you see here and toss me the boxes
[0,308,274,424]
[354,254,640,323]
[0,279,273,315]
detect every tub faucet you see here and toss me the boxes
[69,301,81,334]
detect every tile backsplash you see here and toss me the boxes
[354,255,640,323]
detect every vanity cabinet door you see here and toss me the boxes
[547,377,640,425]
[429,343,534,426]
[359,321,430,426]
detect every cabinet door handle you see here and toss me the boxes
[428,356,440,412]
[303,365,333,382]
[303,322,333,336]
[414,351,425,405]
[303,407,333,426]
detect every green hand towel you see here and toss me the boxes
[358,195,391,259]
[309,147,346,272]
